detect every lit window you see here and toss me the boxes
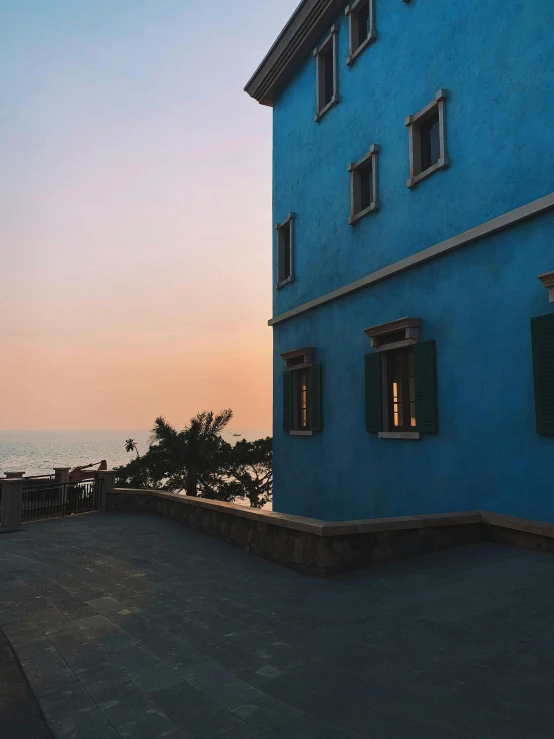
[363,317,439,437]
[281,348,323,434]
[296,369,310,430]
[388,348,416,431]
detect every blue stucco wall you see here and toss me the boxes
[269,0,554,522]
[272,211,554,522]
[272,0,554,316]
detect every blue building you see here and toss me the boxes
[245,0,554,523]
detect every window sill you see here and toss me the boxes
[378,432,421,440]
[346,32,377,66]
[315,94,339,123]
[407,157,449,189]
[348,201,380,226]
[290,430,313,436]
[277,275,294,290]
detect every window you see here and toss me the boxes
[405,90,448,189]
[313,26,338,122]
[531,313,554,436]
[538,271,554,303]
[296,369,310,430]
[276,213,294,288]
[348,145,379,225]
[345,0,376,66]
[387,348,416,431]
[363,318,438,438]
[281,348,322,435]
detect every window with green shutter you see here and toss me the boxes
[363,319,437,436]
[364,353,383,433]
[309,365,322,432]
[280,347,322,434]
[414,340,438,434]
[531,313,554,436]
[283,371,293,432]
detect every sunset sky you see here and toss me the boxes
[0,0,298,431]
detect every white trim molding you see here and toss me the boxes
[406,89,448,189]
[269,192,554,326]
[348,144,380,225]
[538,271,554,303]
[245,0,346,106]
[281,346,315,370]
[276,213,295,289]
[364,317,421,351]
[378,432,421,440]
[345,0,376,66]
[314,25,339,122]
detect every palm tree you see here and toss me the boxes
[125,439,139,458]
[149,410,233,497]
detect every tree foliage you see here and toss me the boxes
[116,411,272,508]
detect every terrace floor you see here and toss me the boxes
[1,513,554,739]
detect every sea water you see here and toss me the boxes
[0,428,271,477]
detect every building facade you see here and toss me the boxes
[246,0,554,523]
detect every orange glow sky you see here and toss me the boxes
[0,0,299,431]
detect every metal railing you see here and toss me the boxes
[21,479,102,523]
[22,475,55,490]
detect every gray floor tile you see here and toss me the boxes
[170,705,246,738]
[3,515,554,739]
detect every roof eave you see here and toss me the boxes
[244,0,345,107]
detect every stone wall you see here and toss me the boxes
[108,489,487,577]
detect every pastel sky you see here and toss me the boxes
[0,0,298,431]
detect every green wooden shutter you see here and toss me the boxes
[283,372,293,433]
[414,340,438,434]
[364,353,383,433]
[531,313,554,436]
[309,365,322,432]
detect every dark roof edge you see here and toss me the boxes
[244,0,345,107]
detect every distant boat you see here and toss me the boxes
[233,434,241,437]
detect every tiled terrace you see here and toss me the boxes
[1,512,554,739]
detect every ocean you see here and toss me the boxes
[0,428,272,477]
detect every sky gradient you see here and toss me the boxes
[0,0,299,430]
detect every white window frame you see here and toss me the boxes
[348,144,380,225]
[281,347,315,436]
[313,25,339,122]
[276,213,295,289]
[364,317,422,439]
[405,89,448,189]
[538,271,554,303]
[345,0,376,66]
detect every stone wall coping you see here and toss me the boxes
[113,488,485,536]
[113,490,554,541]
[479,510,554,539]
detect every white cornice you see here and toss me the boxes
[244,0,345,106]
[269,191,554,326]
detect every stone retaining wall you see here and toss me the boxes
[107,489,487,577]
[108,491,554,577]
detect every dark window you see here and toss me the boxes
[322,47,335,107]
[356,2,370,49]
[282,225,291,280]
[387,348,416,432]
[277,221,292,284]
[295,369,310,430]
[420,112,441,172]
[359,161,373,211]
